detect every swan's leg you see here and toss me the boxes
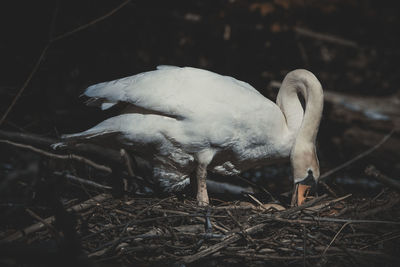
[196,163,209,206]
[194,149,215,206]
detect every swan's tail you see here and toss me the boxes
[50,114,133,150]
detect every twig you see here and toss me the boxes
[320,129,395,180]
[225,251,343,260]
[180,223,267,264]
[125,214,227,226]
[247,194,264,207]
[264,217,318,224]
[226,210,254,243]
[0,44,50,127]
[304,194,351,212]
[0,130,123,164]
[25,208,60,241]
[294,27,358,47]
[365,165,400,192]
[354,195,400,218]
[319,181,338,197]
[53,171,112,190]
[359,233,400,250]
[314,246,392,258]
[303,224,307,267]
[278,194,328,217]
[322,222,350,256]
[133,196,174,217]
[49,0,132,42]
[231,247,392,260]
[312,217,400,225]
[0,139,111,173]
[2,193,111,242]
[234,174,277,202]
[0,0,132,127]
[260,213,400,225]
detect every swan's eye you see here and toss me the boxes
[307,169,313,176]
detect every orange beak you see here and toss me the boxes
[291,183,312,206]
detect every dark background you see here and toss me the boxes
[1,0,398,126]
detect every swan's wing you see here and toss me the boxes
[156,65,259,94]
[84,66,264,119]
[156,65,180,70]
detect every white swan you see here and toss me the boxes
[60,66,324,206]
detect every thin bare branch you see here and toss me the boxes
[0,44,50,127]
[0,139,111,173]
[365,165,400,192]
[53,171,112,190]
[0,0,132,127]
[294,27,358,47]
[2,193,111,242]
[320,129,395,180]
[50,0,132,42]
[322,222,351,256]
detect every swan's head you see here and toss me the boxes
[290,141,320,206]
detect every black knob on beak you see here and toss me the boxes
[299,170,318,194]
[293,170,318,206]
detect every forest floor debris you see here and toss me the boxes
[1,189,399,266]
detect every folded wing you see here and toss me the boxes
[83,66,264,120]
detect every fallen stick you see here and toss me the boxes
[294,27,358,47]
[365,165,400,192]
[0,139,111,173]
[278,194,328,217]
[314,246,393,258]
[224,251,344,260]
[321,222,351,256]
[310,217,400,225]
[354,195,400,219]
[320,129,395,180]
[304,194,352,212]
[0,130,56,148]
[224,246,392,260]
[53,171,112,190]
[25,208,60,241]
[180,223,267,264]
[1,193,111,242]
[0,129,122,164]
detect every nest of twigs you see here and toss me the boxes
[2,188,399,267]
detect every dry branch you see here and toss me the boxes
[0,139,112,173]
[2,191,398,265]
[53,171,112,190]
[320,129,395,180]
[25,208,60,241]
[0,0,132,127]
[0,129,123,164]
[294,27,358,47]
[0,45,50,126]
[2,193,111,242]
[365,165,400,192]
[181,223,267,264]
[324,91,400,131]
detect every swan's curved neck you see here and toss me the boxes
[276,69,324,144]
